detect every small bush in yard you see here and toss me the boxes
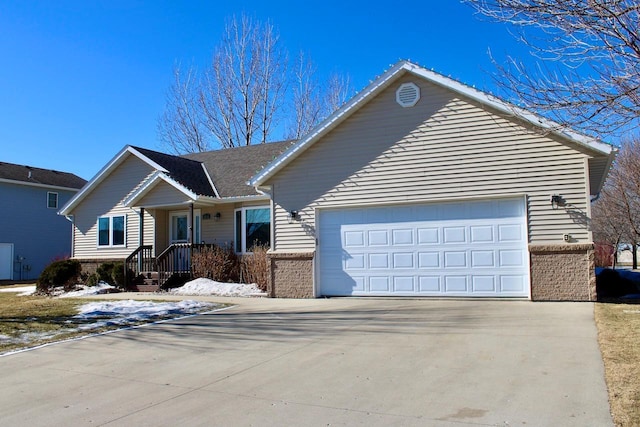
[192,244,240,283]
[36,259,82,294]
[240,244,269,291]
[94,261,125,288]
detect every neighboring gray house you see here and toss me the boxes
[0,161,86,280]
[60,61,616,300]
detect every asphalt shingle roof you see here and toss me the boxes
[0,161,87,189]
[183,141,294,197]
[133,142,293,199]
[131,146,217,197]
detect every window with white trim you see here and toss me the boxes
[234,206,270,253]
[98,215,126,247]
[47,192,58,209]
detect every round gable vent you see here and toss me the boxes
[396,82,420,107]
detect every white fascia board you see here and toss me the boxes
[0,178,83,192]
[200,163,220,199]
[214,194,271,204]
[405,64,615,155]
[59,145,170,215]
[249,62,408,187]
[123,171,199,207]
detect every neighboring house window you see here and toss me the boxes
[47,192,58,209]
[234,206,270,253]
[98,215,126,247]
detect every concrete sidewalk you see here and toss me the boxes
[0,297,612,426]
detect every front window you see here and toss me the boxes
[235,206,271,253]
[98,215,126,247]
[47,192,58,209]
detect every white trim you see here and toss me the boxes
[249,60,615,187]
[47,191,58,209]
[0,177,83,192]
[234,205,271,254]
[201,164,220,199]
[123,171,199,207]
[59,146,169,216]
[96,214,127,248]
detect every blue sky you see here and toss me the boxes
[0,1,529,180]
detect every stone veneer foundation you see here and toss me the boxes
[529,243,596,301]
[268,252,315,298]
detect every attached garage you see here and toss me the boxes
[318,198,529,297]
[251,61,616,301]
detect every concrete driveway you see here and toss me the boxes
[1,297,612,426]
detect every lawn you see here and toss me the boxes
[0,292,99,353]
[595,302,640,427]
[0,289,218,354]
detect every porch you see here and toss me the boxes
[124,243,213,291]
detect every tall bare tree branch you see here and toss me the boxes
[158,14,350,152]
[466,0,640,138]
[157,65,209,154]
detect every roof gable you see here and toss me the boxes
[0,161,86,190]
[249,60,616,189]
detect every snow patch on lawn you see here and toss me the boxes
[0,286,36,296]
[72,299,216,330]
[170,278,264,297]
[59,282,116,298]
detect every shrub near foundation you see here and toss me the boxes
[36,259,82,294]
[192,244,240,283]
[241,244,269,291]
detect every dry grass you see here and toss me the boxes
[0,292,91,353]
[595,302,640,427]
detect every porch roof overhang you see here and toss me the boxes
[123,170,219,208]
[123,170,270,209]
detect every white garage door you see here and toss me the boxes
[318,198,529,297]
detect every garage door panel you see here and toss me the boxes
[418,252,440,268]
[368,230,389,246]
[471,250,495,267]
[392,252,414,268]
[443,227,466,244]
[418,228,439,244]
[419,276,441,292]
[470,225,494,243]
[394,277,414,292]
[445,276,468,292]
[318,198,529,297]
[370,277,390,292]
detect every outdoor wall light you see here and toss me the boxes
[214,212,221,222]
[550,194,566,210]
[287,210,299,224]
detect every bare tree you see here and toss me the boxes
[159,14,351,153]
[157,65,209,154]
[200,14,287,148]
[466,0,640,138]
[592,137,640,268]
[286,52,352,139]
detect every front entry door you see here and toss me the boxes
[169,210,201,244]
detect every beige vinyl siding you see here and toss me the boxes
[267,76,595,252]
[72,155,155,259]
[201,204,235,246]
[137,181,192,207]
